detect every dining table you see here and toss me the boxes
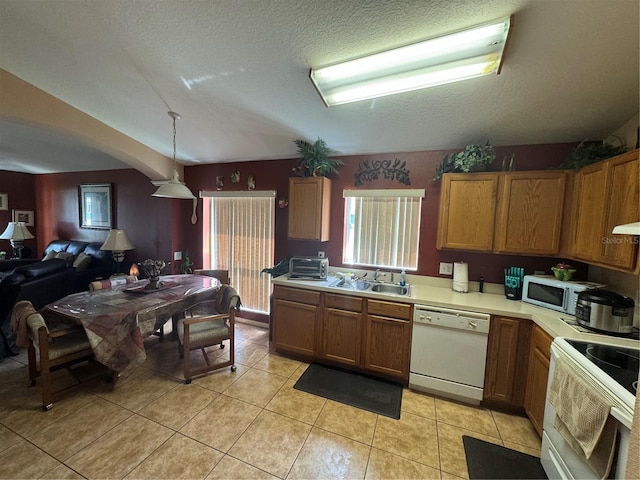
[43,274,220,375]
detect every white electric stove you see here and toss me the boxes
[541,337,639,479]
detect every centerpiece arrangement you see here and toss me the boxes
[141,259,167,290]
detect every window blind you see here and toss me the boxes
[202,191,275,314]
[343,189,424,270]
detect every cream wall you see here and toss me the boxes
[610,113,639,149]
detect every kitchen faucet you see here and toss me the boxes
[374,269,394,283]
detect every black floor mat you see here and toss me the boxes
[293,363,402,419]
[463,436,548,479]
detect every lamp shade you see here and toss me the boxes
[152,170,196,199]
[0,222,35,241]
[100,229,134,251]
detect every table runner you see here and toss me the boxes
[44,274,219,373]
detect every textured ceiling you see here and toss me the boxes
[0,0,638,174]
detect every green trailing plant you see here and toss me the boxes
[179,250,193,274]
[293,138,343,177]
[433,141,496,180]
[556,138,628,170]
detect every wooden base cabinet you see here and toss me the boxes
[483,316,532,409]
[321,294,363,367]
[272,286,321,358]
[272,285,412,382]
[364,300,412,381]
[524,325,554,437]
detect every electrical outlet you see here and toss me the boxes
[173,251,182,261]
[439,262,453,275]
[318,251,325,258]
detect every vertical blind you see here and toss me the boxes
[201,191,275,314]
[343,189,424,270]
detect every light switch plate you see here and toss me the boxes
[173,251,182,261]
[439,262,453,275]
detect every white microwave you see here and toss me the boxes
[522,275,605,315]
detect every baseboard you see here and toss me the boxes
[236,317,268,329]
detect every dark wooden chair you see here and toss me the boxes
[13,300,95,411]
[193,269,230,285]
[177,285,240,384]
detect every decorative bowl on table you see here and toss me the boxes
[141,259,166,290]
[551,265,576,282]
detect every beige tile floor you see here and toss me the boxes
[0,321,541,479]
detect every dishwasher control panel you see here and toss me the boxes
[413,305,490,333]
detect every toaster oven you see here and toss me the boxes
[289,256,329,280]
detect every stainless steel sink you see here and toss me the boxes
[370,283,410,295]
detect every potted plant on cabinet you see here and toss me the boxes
[433,141,496,180]
[292,138,343,177]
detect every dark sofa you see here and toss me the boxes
[0,240,114,359]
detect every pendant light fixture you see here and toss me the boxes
[152,111,198,223]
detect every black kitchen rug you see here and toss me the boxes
[293,363,402,419]
[463,436,548,479]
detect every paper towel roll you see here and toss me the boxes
[453,262,469,293]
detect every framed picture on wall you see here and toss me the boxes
[0,193,7,210]
[79,183,113,230]
[12,209,34,226]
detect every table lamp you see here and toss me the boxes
[0,221,35,258]
[100,229,134,275]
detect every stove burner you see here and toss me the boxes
[566,340,640,396]
[586,345,640,368]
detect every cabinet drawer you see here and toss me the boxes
[273,286,321,305]
[367,299,411,320]
[325,293,363,312]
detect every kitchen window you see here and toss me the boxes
[343,189,424,270]
[201,191,275,314]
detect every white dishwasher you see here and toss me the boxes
[409,305,490,404]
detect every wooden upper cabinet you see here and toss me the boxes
[288,177,331,241]
[570,150,639,270]
[600,152,639,269]
[571,161,609,262]
[437,173,499,251]
[438,171,566,255]
[495,172,566,255]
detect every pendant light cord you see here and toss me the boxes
[169,111,181,171]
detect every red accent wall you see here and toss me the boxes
[184,142,584,288]
[6,141,584,325]
[0,171,37,257]
[34,169,177,269]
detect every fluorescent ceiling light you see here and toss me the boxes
[310,16,512,106]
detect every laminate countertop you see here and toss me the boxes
[272,270,640,349]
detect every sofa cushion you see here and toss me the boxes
[15,258,68,279]
[43,240,71,256]
[55,251,76,264]
[42,250,57,261]
[73,252,92,272]
[1,273,26,285]
[66,241,90,257]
